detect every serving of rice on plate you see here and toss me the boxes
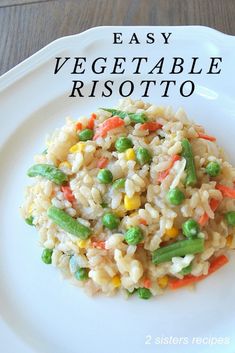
[20,98,235,299]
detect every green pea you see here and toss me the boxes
[97,169,113,184]
[179,264,192,275]
[167,188,185,206]
[205,161,221,177]
[102,212,120,230]
[75,268,89,281]
[137,288,152,299]
[225,211,235,226]
[25,215,34,226]
[78,128,94,141]
[136,147,152,165]
[112,178,125,189]
[41,248,53,264]
[115,137,133,152]
[124,226,144,245]
[182,219,199,238]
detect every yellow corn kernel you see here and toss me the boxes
[77,239,91,249]
[125,148,135,161]
[115,205,126,218]
[157,275,169,289]
[59,161,71,169]
[165,227,179,238]
[124,194,141,211]
[226,235,233,248]
[77,142,85,152]
[111,275,121,288]
[69,142,85,153]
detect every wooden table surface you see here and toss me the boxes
[1,0,235,76]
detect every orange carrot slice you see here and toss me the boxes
[216,184,235,198]
[197,133,216,142]
[198,198,220,226]
[140,122,162,131]
[157,154,181,182]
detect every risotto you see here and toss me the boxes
[20,98,235,299]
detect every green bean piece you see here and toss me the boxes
[25,215,34,226]
[112,178,125,189]
[137,288,152,299]
[225,211,235,226]
[27,164,68,185]
[41,248,53,264]
[101,108,148,123]
[100,202,108,208]
[75,268,89,281]
[179,264,193,275]
[47,206,91,239]
[181,139,197,186]
[78,128,94,141]
[152,238,204,265]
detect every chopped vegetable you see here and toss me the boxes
[136,147,152,165]
[124,194,141,211]
[75,122,83,131]
[92,240,106,249]
[140,122,163,131]
[97,169,113,184]
[42,148,48,155]
[182,219,199,238]
[143,278,152,289]
[102,212,120,230]
[124,226,144,245]
[179,264,193,275]
[101,108,148,123]
[61,185,76,203]
[93,116,125,139]
[137,287,152,299]
[25,215,34,226]
[27,164,68,185]
[100,202,108,208]
[198,198,220,226]
[112,178,125,189]
[87,113,96,129]
[111,275,121,287]
[197,132,216,142]
[157,154,181,182]
[47,206,91,239]
[225,211,235,226]
[181,139,197,186]
[125,148,136,160]
[216,184,235,198]
[139,218,147,226]
[78,128,94,141]
[152,238,204,265]
[115,137,133,152]
[97,157,109,169]
[205,161,221,177]
[157,275,169,289]
[77,239,91,249]
[41,248,53,264]
[75,268,89,281]
[169,255,228,290]
[164,227,179,238]
[167,187,185,206]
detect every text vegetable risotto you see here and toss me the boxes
[21,99,235,299]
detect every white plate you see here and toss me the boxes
[0,26,235,353]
